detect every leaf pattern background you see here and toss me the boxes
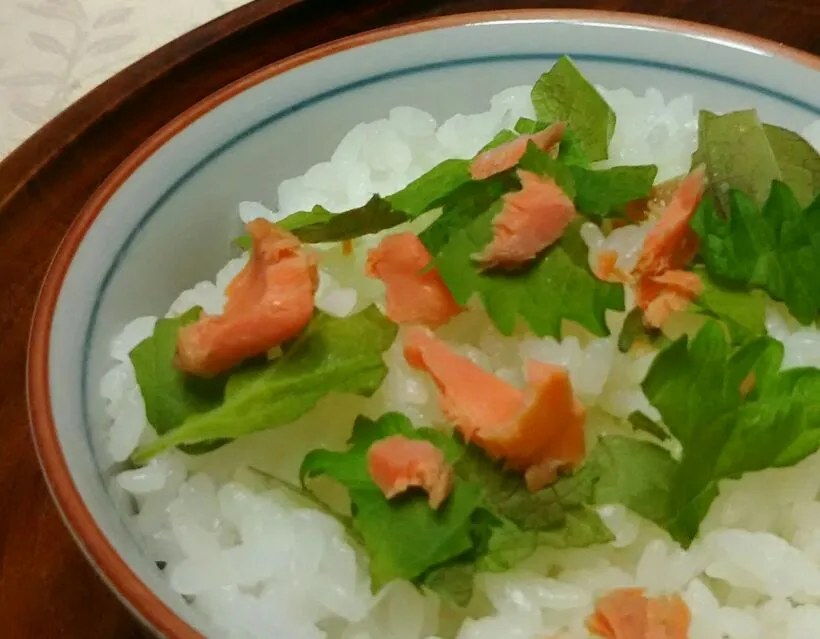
[0,0,253,157]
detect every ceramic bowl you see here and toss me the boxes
[28,10,820,638]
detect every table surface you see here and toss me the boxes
[0,0,256,159]
[0,0,817,636]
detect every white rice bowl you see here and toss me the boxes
[99,81,820,639]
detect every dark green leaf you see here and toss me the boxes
[643,322,737,450]
[453,444,612,544]
[691,182,820,324]
[476,517,538,572]
[422,508,500,604]
[536,507,617,549]
[627,411,669,442]
[531,56,615,162]
[418,173,518,255]
[518,142,576,198]
[386,159,473,217]
[617,307,667,354]
[246,159,473,246]
[570,165,658,220]
[434,217,624,339]
[642,321,820,545]
[132,307,397,463]
[557,129,592,168]
[461,436,677,545]
[422,561,476,607]
[519,144,656,219]
[278,196,409,243]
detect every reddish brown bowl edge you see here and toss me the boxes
[26,9,820,639]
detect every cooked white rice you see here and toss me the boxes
[100,83,820,639]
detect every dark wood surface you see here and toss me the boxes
[0,0,816,636]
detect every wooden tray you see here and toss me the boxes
[0,0,816,635]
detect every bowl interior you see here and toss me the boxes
[36,12,819,636]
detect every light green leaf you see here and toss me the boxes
[692,267,767,345]
[129,308,227,434]
[301,413,482,588]
[583,436,677,527]
[764,123,820,207]
[233,234,252,251]
[132,307,397,463]
[353,481,482,588]
[517,142,576,198]
[692,110,820,211]
[531,56,615,162]
[301,412,462,488]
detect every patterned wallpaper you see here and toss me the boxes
[0,0,253,158]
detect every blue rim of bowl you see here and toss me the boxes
[28,10,820,639]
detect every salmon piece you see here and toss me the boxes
[587,588,648,638]
[646,594,691,639]
[474,170,576,269]
[403,327,524,437]
[630,167,706,329]
[595,249,629,284]
[175,220,318,377]
[485,360,586,491]
[365,232,462,328]
[470,121,566,181]
[586,588,690,639]
[620,176,685,228]
[403,327,585,489]
[596,250,619,281]
[367,435,453,509]
[633,167,706,277]
[637,269,703,329]
[739,371,756,398]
